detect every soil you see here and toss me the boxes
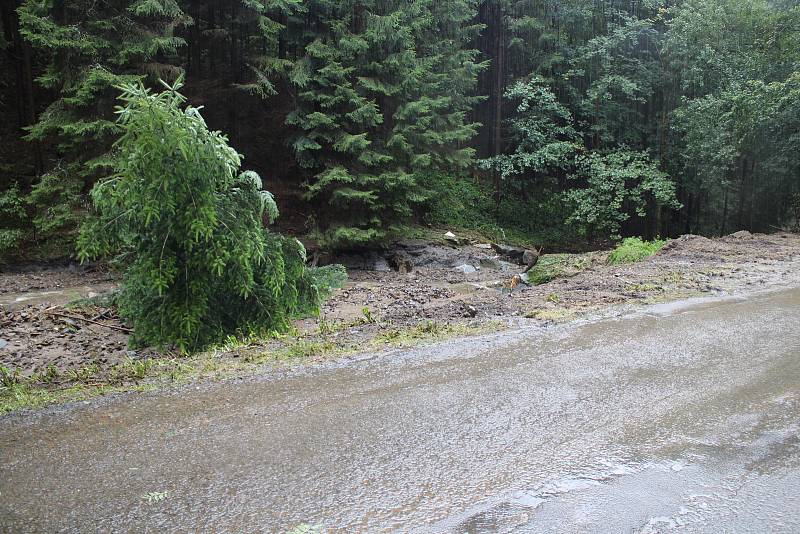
[1,231,799,385]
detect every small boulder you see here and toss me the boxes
[730,230,752,239]
[454,264,477,274]
[491,243,526,263]
[445,231,471,246]
[373,258,392,272]
[388,253,414,274]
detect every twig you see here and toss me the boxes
[42,310,133,333]
[90,310,111,322]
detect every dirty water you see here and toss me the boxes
[0,283,115,310]
[1,288,799,533]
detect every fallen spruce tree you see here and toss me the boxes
[78,77,344,351]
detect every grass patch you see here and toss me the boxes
[626,282,663,292]
[608,237,667,264]
[0,378,156,415]
[524,308,575,322]
[524,252,601,286]
[376,320,501,347]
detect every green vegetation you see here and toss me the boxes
[421,175,575,248]
[286,0,483,249]
[2,0,797,260]
[524,308,574,322]
[77,79,344,351]
[608,238,668,265]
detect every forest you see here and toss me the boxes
[0,0,798,347]
[2,0,799,255]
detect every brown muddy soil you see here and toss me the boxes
[1,231,799,384]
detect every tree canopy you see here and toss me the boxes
[1,0,798,257]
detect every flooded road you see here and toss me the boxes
[1,288,799,533]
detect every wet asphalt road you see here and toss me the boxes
[1,288,799,533]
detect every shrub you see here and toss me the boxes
[566,150,681,240]
[608,237,667,264]
[78,78,344,351]
[422,174,496,230]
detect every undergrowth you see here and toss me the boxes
[421,174,579,247]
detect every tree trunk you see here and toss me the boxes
[488,0,505,208]
[736,157,747,230]
[720,184,729,236]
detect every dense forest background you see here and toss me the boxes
[1,0,799,257]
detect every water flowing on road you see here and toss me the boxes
[1,288,799,532]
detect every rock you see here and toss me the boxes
[462,304,478,318]
[522,249,540,272]
[730,230,752,239]
[373,258,391,272]
[387,253,413,274]
[474,243,492,250]
[454,264,477,274]
[491,243,526,263]
[444,231,470,246]
[0,339,7,349]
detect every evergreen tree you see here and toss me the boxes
[287,0,483,249]
[78,78,343,351]
[17,0,187,241]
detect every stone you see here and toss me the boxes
[730,230,752,239]
[0,338,7,349]
[454,264,477,274]
[373,258,391,272]
[387,253,414,274]
[491,243,526,263]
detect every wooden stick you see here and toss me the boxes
[90,310,111,322]
[42,310,133,333]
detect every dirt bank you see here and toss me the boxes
[1,231,798,410]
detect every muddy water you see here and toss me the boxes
[0,283,115,310]
[1,289,799,533]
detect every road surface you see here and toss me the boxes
[2,288,799,533]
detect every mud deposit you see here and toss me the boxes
[1,231,799,387]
